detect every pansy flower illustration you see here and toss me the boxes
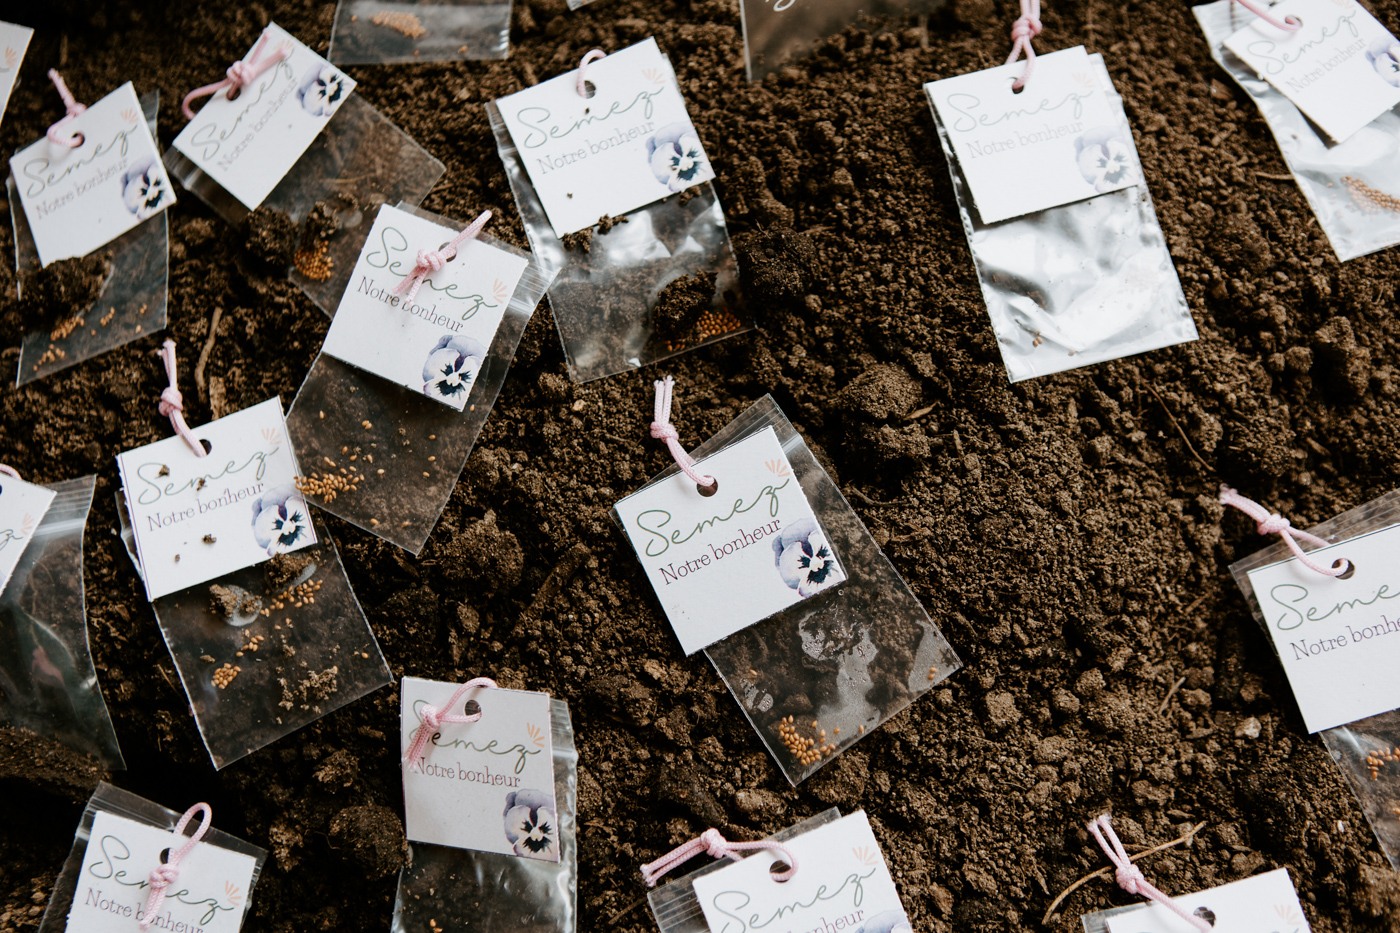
[503,789,558,860]
[422,335,487,403]
[1074,127,1135,193]
[771,518,842,597]
[1367,39,1400,87]
[121,159,169,221]
[298,65,349,118]
[646,122,708,192]
[251,485,312,557]
[854,911,913,933]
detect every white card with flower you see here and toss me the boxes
[691,811,912,933]
[9,81,176,267]
[614,427,846,655]
[400,677,559,861]
[65,810,259,933]
[1102,868,1309,933]
[170,22,356,210]
[496,37,716,237]
[0,474,55,596]
[117,397,317,601]
[925,46,1139,224]
[320,205,528,411]
[0,22,33,127]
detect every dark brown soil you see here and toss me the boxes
[3,1,1400,933]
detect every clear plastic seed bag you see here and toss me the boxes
[926,52,1197,382]
[328,0,510,64]
[739,0,940,82]
[1195,0,1400,261]
[7,91,167,386]
[0,475,124,768]
[392,698,578,933]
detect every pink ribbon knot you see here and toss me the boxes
[158,340,207,459]
[1005,0,1042,90]
[181,33,288,120]
[650,377,717,492]
[404,677,498,768]
[640,828,797,887]
[395,210,493,303]
[1088,815,1210,933]
[1219,485,1348,577]
[140,803,213,929]
[46,70,87,149]
[1114,862,1146,894]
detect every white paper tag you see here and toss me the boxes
[171,22,356,210]
[116,397,316,601]
[925,47,1138,224]
[66,810,259,933]
[320,205,528,410]
[10,81,176,268]
[0,22,34,126]
[692,812,911,933]
[400,677,558,860]
[0,475,56,595]
[1103,868,1308,933]
[614,427,846,655]
[1223,0,1400,143]
[496,37,715,237]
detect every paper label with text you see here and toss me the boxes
[321,205,528,410]
[496,37,715,237]
[613,427,846,655]
[926,47,1138,223]
[10,81,175,267]
[0,475,55,596]
[1104,868,1309,933]
[117,397,316,601]
[400,677,558,860]
[0,22,33,127]
[1224,0,1400,143]
[65,810,259,933]
[1245,522,1400,732]
[692,811,911,933]
[171,22,356,209]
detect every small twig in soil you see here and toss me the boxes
[1145,383,1214,474]
[1041,822,1206,926]
[1256,172,1294,181]
[847,488,913,508]
[606,895,648,926]
[1158,675,1188,714]
[904,404,935,421]
[602,433,631,445]
[194,306,223,398]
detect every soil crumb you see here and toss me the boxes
[279,665,340,710]
[596,214,629,234]
[653,271,717,342]
[208,584,262,620]
[734,228,818,304]
[21,252,113,339]
[328,805,408,877]
[561,228,592,253]
[265,550,318,594]
[241,206,298,268]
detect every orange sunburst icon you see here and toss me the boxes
[853,846,877,866]
[261,427,282,446]
[1070,71,1094,89]
[765,459,790,478]
[492,278,510,303]
[643,67,665,86]
[121,107,139,125]
[225,881,243,906]
[3,48,17,69]
[20,513,35,536]
[1274,904,1302,924]
[527,723,546,747]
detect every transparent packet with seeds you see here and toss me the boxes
[117,494,391,769]
[612,395,961,785]
[739,0,942,82]
[328,0,510,64]
[392,698,578,933]
[1195,0,1400,261]
[7,91,167,387]
[0,475,123,768]
[926,53,1197,382]
[1227,489,1400,870]
[284,201,556,554]
[38,781,268,933]
[162,94,444,315]
[486,100,748,384]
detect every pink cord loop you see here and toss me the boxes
[1219,485,1348,577]
[640,828,797,887]
[395,210,493,303]
[46,70,87,149]
[0,465,18,480]
[650,377,717,491]
[404,677,498,767]
[1088,816,1210,932]
[1005,0,1042,90]
[181,33,289,121]
[140,803,213,929]
[1230,0,1301,32]
[577,49,606,97]
[159,340,206,459]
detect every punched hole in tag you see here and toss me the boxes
[159,847,171,862]
[463,698,482,716]
[697,478,719,498]
[1193,906,1217,927]
[1336,558,1356,580]
[582,80,597,101]
[199,438,213,455]
[769,859,793,882]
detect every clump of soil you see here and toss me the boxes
[279,665,341,711]
[20,252,113,339]
[652,271,717,342]
[734,228,818,304]
[561,228,592,253]
[264,550,317,594]
[208,584,262,620]
[328,805,409,877]
[241,206,298,267]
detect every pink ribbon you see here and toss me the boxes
[395,210,493,303]
[641,828,797,887]
[1006,0,1042,91]
[158,340,206,459]
[650,377,717,492]
[404,677,498,767]
[0,465,18,479]
[1230,0,1300,32]
[1088,815,1211,932]
[1219,485,1348,577]
[181,33,289,121]
[140,803,213,929]
[577,49,606,97]
[46,70,86,149]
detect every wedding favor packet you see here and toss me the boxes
[1196,0,1400,260]
[1081,868,1309,933]
[329,0,511,64]
[286,202,555,553]
[8,90,171,385]
[0,21,33,127]
[488,38,748,382]
[926,47,1197,381]
[740,0,939,82]
[614,395,960,784]
[0,476,124,768]
[38,783,267,933]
